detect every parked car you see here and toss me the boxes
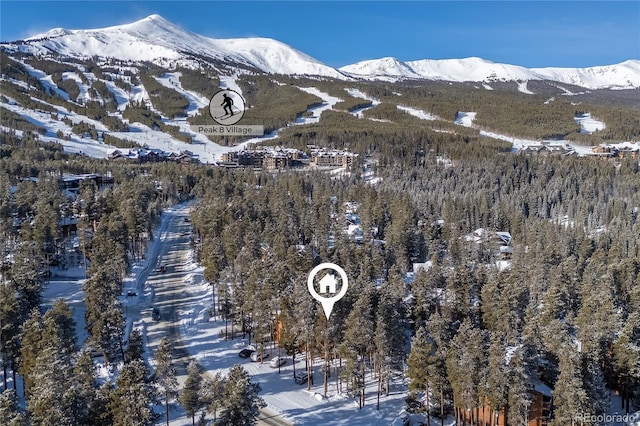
[152,307,161,321]
[270,356,286,368]
[239,348,255,358]
[294,372,309,385]
[250,350,270,362]
[126,290,137,297]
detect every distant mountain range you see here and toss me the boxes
[3,14,639,90]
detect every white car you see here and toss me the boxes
[270,356,286,368]
[251,350,270,362]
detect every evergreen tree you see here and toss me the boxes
[424,311,454,425]
[0,389,27,426]
[27,342,77,425]
[180,360,203,426]
[11,241,43,318]
[109,359,156,426]
[45,299,78,361]
[26,303,79,426]
[125,329,144,363]
[407,325,436,423]
[484,332,509,423]
[74,350,98,425]
[446,318,487,425]
[93,382,115,426]
[612,311,640,414]
[202,371,226,422]
[375,272,408,399]
[84,267,125,364]
[17,308,43,397]
[551,350,590,426]
[341,281,375,405]
[0,282,21,390]
[154,337,178,426]
[216,364,266,426]
[506,345,535,426]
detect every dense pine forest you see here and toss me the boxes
[1,108,640,423]
[1,49,640,425]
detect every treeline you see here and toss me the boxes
[89,80,118,111]
[102,133,140,149]
[139,72,190,118]
[0,107,46,134]
[237,75,323,133]
[178,67,219,96]
[283,76,639,143]
[122,101,191,143]
[51,72,81,102]
[272,75,372,112]
[268,108,507,164]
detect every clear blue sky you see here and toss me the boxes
[1,1,639,68]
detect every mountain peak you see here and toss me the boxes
[25,27,73,40]
[142,13,165,21]
[340,56,421,78]
[6,16,638,88]
[7,15,346,79]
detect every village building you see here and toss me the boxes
[519,142,575,156]
[592,141,640,158]
[310,148,357,168]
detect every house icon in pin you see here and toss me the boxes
[318,273,338,294]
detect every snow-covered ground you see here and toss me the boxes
[1,68,351,164]
[397,105,437,121]
[109,204,419,425]
[478,130,596,156]
[454,111,476,127]
[574,112,605,134]
[295,87,342,124]
[155,72,210,117]
[1,61,623,167]
[219,74,244,95]
[0,100,112,158]
[344,88,378,117]
[517,80,534,94]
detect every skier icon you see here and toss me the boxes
[209,89,245,125]
[221,93,234,117]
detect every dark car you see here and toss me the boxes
[152,307,161,321]
[294,372,309,385]
[238,348,255,358]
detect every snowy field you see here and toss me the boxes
[574,112,606,134]
[397,105,437,121]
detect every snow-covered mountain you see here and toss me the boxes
[3,14,639,89]
[341,56,640,90]
[10,14,346,79]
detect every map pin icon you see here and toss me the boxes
[307,263,349,320]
